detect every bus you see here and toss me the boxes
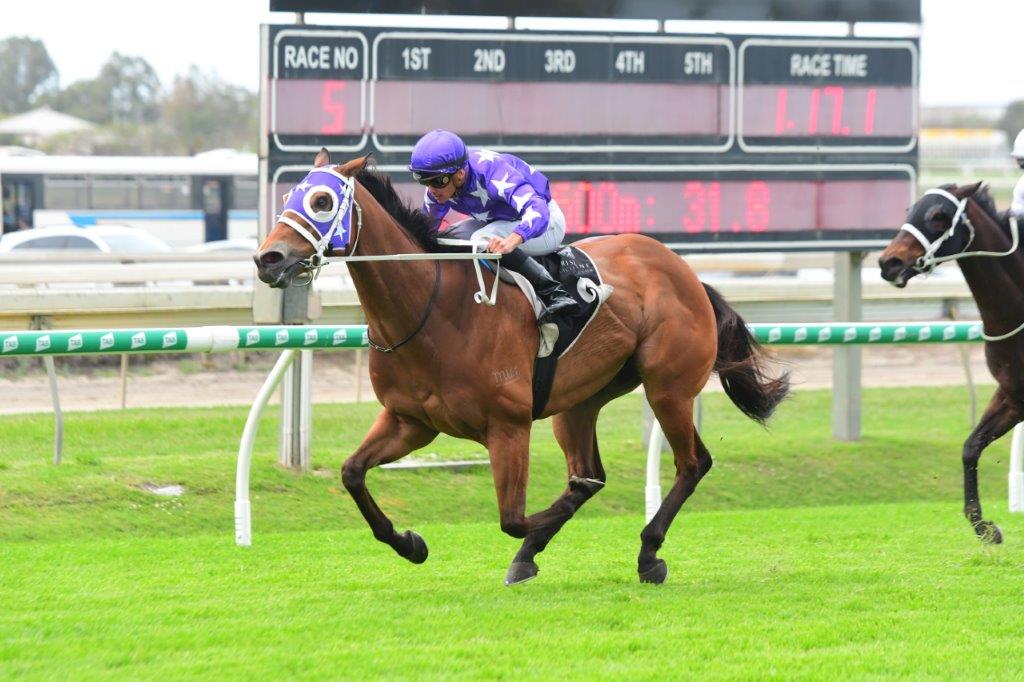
[0,149,258,247]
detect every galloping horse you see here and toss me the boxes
[880,182,1023,544]
[254,149,789,584]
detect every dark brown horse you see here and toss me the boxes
[880,182,1023,544]
[254,150,789,584]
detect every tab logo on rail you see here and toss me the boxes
[943,326,956,341]
[304,329,318,345]
[843,328,857,342]
[35,335,51,352]
[3,336,18,353]
[275,329,289,346]
[893,327,907,342]
[767,327,782,343]
[968,326,981,340]
[918,328,932,341]
[869,327,882,342]
[163,332,178,348]
[67,334,83,351]
[817,328,831,342]
[131,332,147,349]
[99,333,115,350]
[246,329,260,346]
[332,330,347,346]
[794,327,808,343]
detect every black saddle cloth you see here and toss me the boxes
[530,246,606,418]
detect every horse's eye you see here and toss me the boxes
[315,195,330,210]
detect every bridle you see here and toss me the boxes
[899,187,1022,341]
[275,166,438,353]
[276,167,363,286]
[899,187,1018,275]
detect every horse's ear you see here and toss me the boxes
[958,181,984,198]
[336,154,373,177]
[314,147,331,168]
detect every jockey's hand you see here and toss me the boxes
[488,233,524,255]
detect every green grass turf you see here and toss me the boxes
[2,386,1022,679]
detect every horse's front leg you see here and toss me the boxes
[342,409,438,563]
[962,388,1021,544]
[484,421,534,579]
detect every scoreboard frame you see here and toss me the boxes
[259,23,919,252]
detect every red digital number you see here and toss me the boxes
[744,181,770,232]
[321,81,347,134]
[682,181,705,233]
[584,182,640,233]
[823,86,847,135]
[551,181,588,234]
[864,88,877,135]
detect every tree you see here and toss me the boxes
[0,36,58,115]
[998,100,1024,152]
[47,52,160,125]
[160,67,258,154]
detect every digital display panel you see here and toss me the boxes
[263,26,919,249]
[270,29,368,151]
[739,39,917,151]
[271,168,914,245]
[371,34,733,151]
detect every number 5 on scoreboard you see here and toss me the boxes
[321,81,346,134]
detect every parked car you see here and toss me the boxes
[185,238,258,254]
[0,224,173,253]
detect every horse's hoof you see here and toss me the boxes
[504,561,539,586]
[398,530,429,564]
[639,559,668,584]
[975,521,1004,545]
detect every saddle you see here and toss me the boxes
[499,246,613,418]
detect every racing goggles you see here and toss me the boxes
[412,171,453,189]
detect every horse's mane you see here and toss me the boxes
[355,166,439,252]
[966,182,1015,241]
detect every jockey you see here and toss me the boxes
[408,129,577,324]
[1012,129,1024,218]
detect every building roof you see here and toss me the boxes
[0,107,95,137]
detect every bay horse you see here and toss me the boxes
[880,181,1023,544]
[254,149,789,585]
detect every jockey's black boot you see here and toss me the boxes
[502,248,577,324]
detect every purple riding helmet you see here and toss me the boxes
[408,129,468,180]
[279,166,357,255]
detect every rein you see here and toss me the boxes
[366,260,442,353]
[900,188,1023,341]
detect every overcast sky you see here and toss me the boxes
[3,0,1021,108]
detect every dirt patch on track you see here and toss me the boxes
[0,344,994,415]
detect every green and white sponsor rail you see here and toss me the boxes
[2,321,1019,545]
[0,322,985,357]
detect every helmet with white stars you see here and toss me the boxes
[408,129,468,178]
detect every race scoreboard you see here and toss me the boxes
[260,25,918,250]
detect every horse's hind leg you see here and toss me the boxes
[637,395,712,584]
[504,405,607,585]
[962,387,1021,543]
[341,409,438,563]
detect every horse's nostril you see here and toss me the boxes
[879,256,901,273]
[259,250,285,267]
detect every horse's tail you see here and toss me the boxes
[702,282,790,424]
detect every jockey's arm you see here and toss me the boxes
[509,184,550,242]
[1012,174,1024,217]
[422,189,451,229]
